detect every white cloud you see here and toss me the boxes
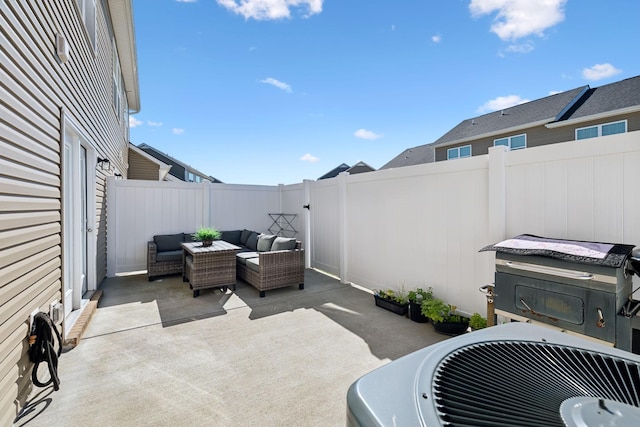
[176,0,197,2]
[548,90,562,95]
[129,116,143,128]
[217,0,323,20]
[354,129,383,140]
[477,95,530,113]
[147,121,163,127]
[432,35,442,43]
[260,77,292,93]
[172,128,185,135]
[469,0,566,41]
[503,41,534,54]
[582,63,622,81]
[300,153,319,163]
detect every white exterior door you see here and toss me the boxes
[63,121,96,319]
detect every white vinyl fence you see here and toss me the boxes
[107,132,640,316]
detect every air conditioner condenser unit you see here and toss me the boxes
[347,322,640,427]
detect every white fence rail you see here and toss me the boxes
[107,132,640,316]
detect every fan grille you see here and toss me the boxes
[432,341,640,427]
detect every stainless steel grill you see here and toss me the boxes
[490,236,640,354]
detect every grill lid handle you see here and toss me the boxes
[505,261,594,280]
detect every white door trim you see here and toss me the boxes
[61,113,98,316]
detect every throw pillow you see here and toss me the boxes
[240,229,252,246]
[271,237,297,251]
[246,232,259,251]
[257,234,277,252]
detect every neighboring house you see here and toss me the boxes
[136,143,223,183]
[382,75,640,168]
[1,0,139,421]
[128,143,172,181]
[318,161,376,180]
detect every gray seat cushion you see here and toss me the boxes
[246,257,260,273]
[156,250,183,262]
[236,251,259,265]
[154,233,184,252]
[257,234,277,252]
[271,237,297,251]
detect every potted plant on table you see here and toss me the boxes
[407,287,433,323]
[421,297,470,335]
[373,286,409,316]
[194,226,221,247]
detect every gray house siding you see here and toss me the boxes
[1,0,136,421]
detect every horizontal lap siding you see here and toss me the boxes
[128,149,160,180]
[1,0,130,419]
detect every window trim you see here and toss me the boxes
[447,145,472,160]
[76,0,97,52]
[493,133,527,150]
[112,38,122,121]
[575,119,627,140]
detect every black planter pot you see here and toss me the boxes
[408,302,429,323]
[374,295,408,316]
[432,319,469,335]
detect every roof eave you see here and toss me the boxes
[546,105,640,129]
[108,0,140,113]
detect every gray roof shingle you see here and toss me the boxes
[431,85,588,148]
[381,145,434,169]
[563,75,640,120]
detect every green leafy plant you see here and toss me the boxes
[375,285,408,304]
[469,313,487,330]
[194,226,221,242]
[407,287,433,304]
[421,297,469,323]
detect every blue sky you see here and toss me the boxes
[129,0,639,185]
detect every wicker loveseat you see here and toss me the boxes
[220,229,305,297]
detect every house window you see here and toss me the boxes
[112,39,122,121]
[447,145,471,160]
[76,0,96,50]
[494,134,526,150]
[576,120,627,140]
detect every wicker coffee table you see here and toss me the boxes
[181,241,240,297]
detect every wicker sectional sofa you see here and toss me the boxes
[147,229,305,297]
[220,229,305,297]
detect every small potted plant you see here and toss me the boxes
[421,297,470,335]
[407,287,433,323]
[469,313,487,330]
[194,226,221,247]
[373,285,409,316]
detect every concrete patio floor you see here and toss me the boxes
[15,269,448,426]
